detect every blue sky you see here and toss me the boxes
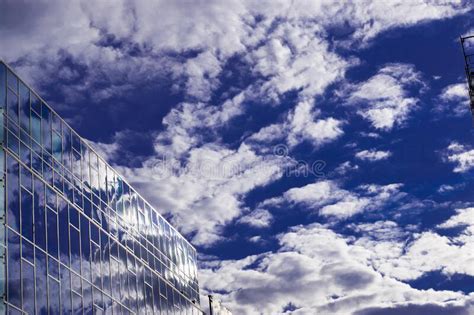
[3,1,474,314]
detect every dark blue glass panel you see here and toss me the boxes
[48,256,59,279]
[62,125,72,171]
[21,239,34,262]
[22,260,35,314]
[0,63,5,107]
[46,185,56,210]
[70,227,81,274]
[47,207,59,258]
[7,130,19,156]
[19,144,31,175]
[7,69,18,90]
[41,103,52,153]
[58,197,70,266]
[20,187,33,241]
[81,215,91,282]
[7,155,20,232]
[53,130,62,162]
[34,176,46,250]
[60,267,72,315]
[7,81,18,123]
[48,277,60,315]
[35,249,48,314]
[19,81,30,132]
[91,242,101,288]
[30,110,41,144]
[7,306,22,315]
[7,229,21,308]
[72,292,82,315]
[69,206,79,228]
[83,280,93,315]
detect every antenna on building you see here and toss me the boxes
[460,35,474,115]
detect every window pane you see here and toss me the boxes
[7,229,21,308]
[70,226,81,274]
[34,177,46,250]
[7,69,18,91]
[60,267,72,314]
[22,260,35,314]
[59,198,70,266]
[7,156,20,232]
[42,103,52,153]
[48,277,60,315]
[47,207,59,258]
[81,215,91,282]
[20,188,33,241]
[19,81,30,132]
[7,87,18,123]
[0,63,5,107]
[35,249,48,314]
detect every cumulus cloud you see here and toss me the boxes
[259,180,404,220]
[356,149,392,161]
[346,64,425,130]
[435,82,470,117]
[445,142,474,173]
[238,209,273,228]
[200,222,472,315]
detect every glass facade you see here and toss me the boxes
[0,61,203,314]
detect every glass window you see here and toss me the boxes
[91,242,101,288]
[48,256,59,279]
[7,87,18,123]
[22,259,35,314]
[62,124,72,171]
[81,215,91,282]
[21,239,34,263]
[7,130,19,156]
[33,176,46,250]
[30,110,41,144]
[48,276,60,315]
[7,155,20,232]
[47,207,58,258]
[19,141,31,169]
[70,226,81,274]
[7,69,18,91]
[19,81,30,132]
[20,187,33,241]
[35,249,48,314]
[60,267,72,314]
[0,63,5,107]
[59,198,70,266]
[42,103,52,153]
[52,131,62,162]
[7,229,21,308]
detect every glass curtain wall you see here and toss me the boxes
[0,61,202,315]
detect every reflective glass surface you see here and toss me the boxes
[1,62,202,314]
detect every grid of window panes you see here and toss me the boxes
[0,62,202,314]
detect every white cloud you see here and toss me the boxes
[347,64,425,130]
[260,180,403,220]
[238,209,273,228]
[249,100,345,150]
[117,143,292,246]
[445,142,474,173]
[435,82,470,117]
[200,222,472,315]
[356,149,392,161]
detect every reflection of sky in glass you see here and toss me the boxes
[1,64,202,313]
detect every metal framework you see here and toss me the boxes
[460,35,474,114]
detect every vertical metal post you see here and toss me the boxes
[0,61,7,314]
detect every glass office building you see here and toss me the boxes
[0,61,203,315]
